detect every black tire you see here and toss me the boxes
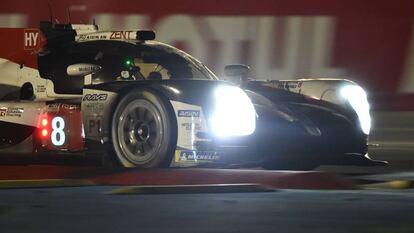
[110,89,177,168]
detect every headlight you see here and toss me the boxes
[210,85,256,137]
[340,85,371,134]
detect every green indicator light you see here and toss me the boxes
[125,60,132,66]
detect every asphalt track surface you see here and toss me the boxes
[1,110,414,233]
[1,186,414,233]
[0,155,413,233]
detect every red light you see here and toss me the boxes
[41,118,48,126]
[41,129,48,137]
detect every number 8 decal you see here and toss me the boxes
[51,116,65,146]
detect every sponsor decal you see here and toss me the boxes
[35,85,46,93]
[87,117,103,137]
[177,150,220,162]
[61,104,80,110]
[0,107,24,117]
[77,65,101,73]
[78,34,108,41]
[83,94,108,101]
[85,102,105,112]
[178,110,200,118]
[110,31,133,39]
[181,123,201,131]
[46,103,79,112]
[47,103,61,112]
[277,81,303,89]
[24,29,40,50]
[50,116,66,147]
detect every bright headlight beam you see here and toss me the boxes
[340,85,371,134]
[210,85,256,137]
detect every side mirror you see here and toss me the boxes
[224,64,250,86]
[224,64,250,77]
[67,63,102,76]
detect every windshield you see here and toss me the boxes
[115,41,218,81]
[70,40,218,83]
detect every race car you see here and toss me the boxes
[0,21,256,168]
[0,21,385,169]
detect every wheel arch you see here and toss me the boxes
[107,85,178,167]
[20,82,34,100]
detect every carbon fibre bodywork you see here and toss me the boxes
[243,81,379,168]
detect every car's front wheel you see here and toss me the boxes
[110,89,176,168]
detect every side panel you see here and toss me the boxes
[81,88,118,143]
[0,101,86,153]
[169,100,222,167]
[0,102,44,127]
[34,103,84,152]
[170,100,208,151]
[0,101,45,149]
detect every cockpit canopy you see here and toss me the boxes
[38,40,217,94]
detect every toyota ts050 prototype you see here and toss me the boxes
[0,21,385,169]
